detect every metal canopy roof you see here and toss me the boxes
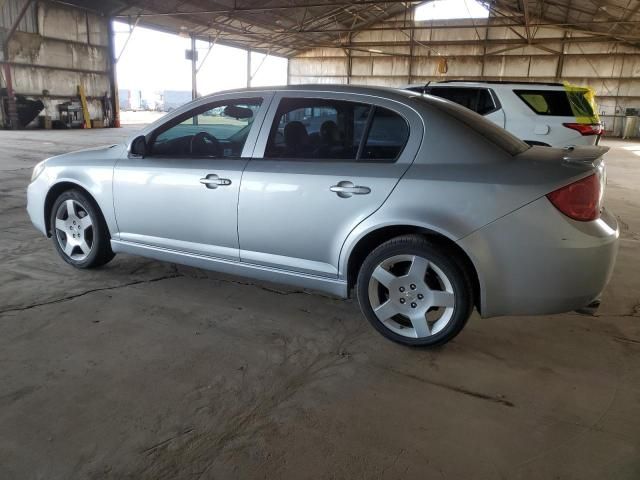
[64,0,640,57]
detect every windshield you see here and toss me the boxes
[415,95,530,156]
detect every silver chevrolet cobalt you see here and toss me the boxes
[27,85,619,346]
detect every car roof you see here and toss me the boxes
[436,80,564,87]
[199,83,422,102]
[404,81,568,91]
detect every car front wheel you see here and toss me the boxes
[356,235,474,347]
[50,189,115,268]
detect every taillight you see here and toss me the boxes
[563,123,603,136]
[547,173,602,221]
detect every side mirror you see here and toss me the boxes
[130,135,147,157]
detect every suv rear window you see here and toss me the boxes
[514,89,596,117]
[416,95,529,156]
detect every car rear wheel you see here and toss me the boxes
[50,189,115,268]
[356,235,474,347]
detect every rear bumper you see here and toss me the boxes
[458,197,619,318]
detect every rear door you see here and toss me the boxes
[237,92,422,277]
[427,86,505,127]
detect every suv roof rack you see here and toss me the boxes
[435,80,564,87]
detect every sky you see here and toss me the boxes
[415,0,488,21]
[113,21,288,95]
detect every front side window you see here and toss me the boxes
[475,89,498,115]
[427,87,497,115]
[428,87,478,111]
[264,98,409,162]
[405,86,426,94]
[151,98,262,157]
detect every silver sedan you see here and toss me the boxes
[26,85,619,346]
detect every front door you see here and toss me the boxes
[113,94,270,260]
[238,92,422,277]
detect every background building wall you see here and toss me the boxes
[289,16,640,136]
[1,1,112,126]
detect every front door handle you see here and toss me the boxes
[200,174,232,189]
[330,181,371,198]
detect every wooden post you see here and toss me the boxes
[78,84,91,129]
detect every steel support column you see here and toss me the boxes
[2,0,33,129]
[286,56,291,85]
[247,49,252,88]
[1,63,18,129]
[107,19,120,127]
[191,34,198,100]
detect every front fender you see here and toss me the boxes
[34,145,124,238]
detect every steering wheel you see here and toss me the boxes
[190,131,222,156]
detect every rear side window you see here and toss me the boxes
[427,87,498,115]
[514,89,595,117]
[416,95,529,156]
[265,98,409,162]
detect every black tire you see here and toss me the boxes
[356,235,474,347]
[50,189,115,269]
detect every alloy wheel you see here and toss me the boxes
[54,199,94,261]
[367,254,456,338]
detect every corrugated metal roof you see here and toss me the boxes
[29,0,640,57]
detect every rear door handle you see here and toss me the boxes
[200,174,232,189]
[330,181,371,198]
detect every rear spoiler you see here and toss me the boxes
[561,145,609,167]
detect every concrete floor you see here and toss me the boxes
[1,128,639,480]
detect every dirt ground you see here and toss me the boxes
[1,127,639,480]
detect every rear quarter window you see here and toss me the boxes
[360,107,409,162]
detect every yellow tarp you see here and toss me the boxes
[563,81,600,124]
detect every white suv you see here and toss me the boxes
[405,81,603,147]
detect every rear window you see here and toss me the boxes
[514,89,595,117]
[416,95,529,156]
